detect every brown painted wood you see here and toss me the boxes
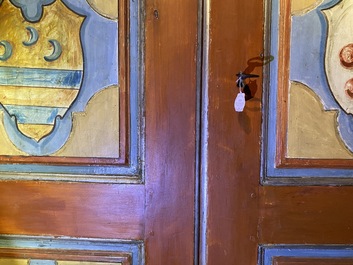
[204,0,353,263]
[275,0,291,167]
[274,257,353,265]
[259,186,353,244]
[0,0,198,263]
[0,182,144,239]
[277,158,353,169]
[203,0,264,264]
[118,0,130,165]
[144,0,198,263]
[0,248,130,263]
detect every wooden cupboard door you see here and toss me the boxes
[202,0,353,264]
[0,0,198,264]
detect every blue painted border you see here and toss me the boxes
[0,0,143,182]
[0,67,82,88]
[262,0,353,185]
[4,105,67,124]
[0,235,144,265]
[259,245,353,265]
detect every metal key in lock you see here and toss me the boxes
[234,72,259,112]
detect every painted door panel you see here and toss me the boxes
[0,0,198,264]
[202,0,353,264]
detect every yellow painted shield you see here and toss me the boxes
[0,0,84,141]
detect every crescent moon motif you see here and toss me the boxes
[23,26,39,46]
[44,39,62,62]
[0,41,12,61]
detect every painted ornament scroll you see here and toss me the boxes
[0,0,139,179]
[263,0,353,182]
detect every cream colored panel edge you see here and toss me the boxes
[287,82,353,159]
[58,261,122,265]
[86,0,118,20]
[55,85,120,158]
[0,259,27,265]
[0,85,120,157]
[291,0,324,16]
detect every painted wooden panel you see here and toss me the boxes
[274,257,353,264]
[200,0,264,263]
[259,186,353,244]
[0,261,122,265]
[0,236,142,265]
[86,0,118,19]
[0,259,27,265]
[262,0,353,184]
[57,260,124,265]
[0,0,142,181]
[260,246,353,265]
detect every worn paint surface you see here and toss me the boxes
[0,85,120,157]
[0,236,142,264]
[54,85,120,158]
[0,0,83,141]
[291,0,324,15]
[0,0,141,178]
[0,0,119,156]
[87,0,118,19]
[289,0,353,154]
[263,0,353,182]
[57,261,123,265]
[260,246,353,265]
[287,82,352,158]
[323,1,353,115]
[0,259,27,265]
[0,258,122,264]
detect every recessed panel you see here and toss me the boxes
[0,236,143,265]
[262,0,353,184]
[0,260,123,265]
[260,245,353,265]
[0,0,142,182]
[273,257,353,264]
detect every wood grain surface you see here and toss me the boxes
[144,0,198,263]
[203,0,264,263]
[274,257,353,265]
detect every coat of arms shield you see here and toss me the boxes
[0,0,84,144]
